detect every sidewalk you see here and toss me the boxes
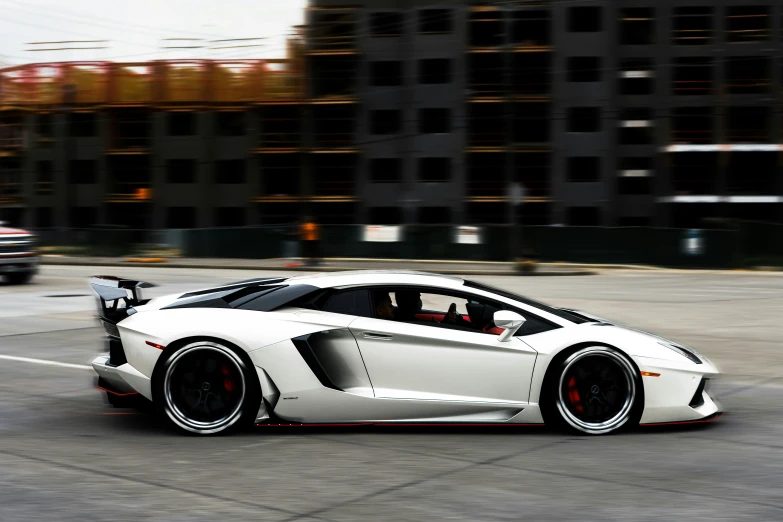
[40,255,599,276]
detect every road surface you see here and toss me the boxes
[1,265,781,521]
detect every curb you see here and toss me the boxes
[125,257,168,264]
[39,257,595,276]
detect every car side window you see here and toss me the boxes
[507,308,558,336]
[322,289,372,317]
[368,286,558,336]
[369,287,504,335]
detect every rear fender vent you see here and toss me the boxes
[108,338,127,367]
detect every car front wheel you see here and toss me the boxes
[545,346,642,435]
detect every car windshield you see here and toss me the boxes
[462,280,590,324]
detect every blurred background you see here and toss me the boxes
[1,0,783,267]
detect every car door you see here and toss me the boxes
[349,288,538,404]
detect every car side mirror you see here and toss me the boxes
[493,310,526,342]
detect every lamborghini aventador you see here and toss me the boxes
[91,271,721,435]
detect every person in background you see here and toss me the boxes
[300,216,321,266]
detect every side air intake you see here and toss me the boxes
[291,334,342,392]
[689,378,707,408]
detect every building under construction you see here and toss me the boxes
[0,41,308,230]
[306,0,783,227]
[2,0,783,229]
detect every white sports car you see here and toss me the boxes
[91,271,721,436]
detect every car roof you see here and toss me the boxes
[287,270,465,290]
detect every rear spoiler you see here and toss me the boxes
[90,276,156,324]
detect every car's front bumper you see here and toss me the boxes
[0,253,39,273]
[636,355,722,424]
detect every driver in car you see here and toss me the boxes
[441,302,471,327]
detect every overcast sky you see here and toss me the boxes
[0,0,307,66]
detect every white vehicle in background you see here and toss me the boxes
[0,222,38,284]
[90,270,722,436]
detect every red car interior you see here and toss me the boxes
[414,313,504,335]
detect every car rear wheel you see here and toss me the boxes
[156,341,260,435]
[546,346,641,435]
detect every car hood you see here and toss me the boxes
[562,308,709,364]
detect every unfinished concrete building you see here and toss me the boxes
[306,0,783,227]
[2,1,783,229]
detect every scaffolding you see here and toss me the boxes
[109,63,156,105]
[212,61,262,104]
[0,57,305,109]
[0,64,62,107]
[63,62,110,105]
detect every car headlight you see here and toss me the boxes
[657,341,702,364]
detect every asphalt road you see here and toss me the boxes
[1,265,782,521]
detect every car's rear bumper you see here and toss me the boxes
[92,354,152,400]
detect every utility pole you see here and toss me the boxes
[502,6,517,261]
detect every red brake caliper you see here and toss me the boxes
[221,365,235,393]
[567,376,584,413]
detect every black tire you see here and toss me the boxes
[5,271,33,285]
[153,340,261,435]
[541,345,643,435]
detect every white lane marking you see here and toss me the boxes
[0,354,92,370]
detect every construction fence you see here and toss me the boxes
[37,221,783,269]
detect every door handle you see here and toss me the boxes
[362,332,393,341]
